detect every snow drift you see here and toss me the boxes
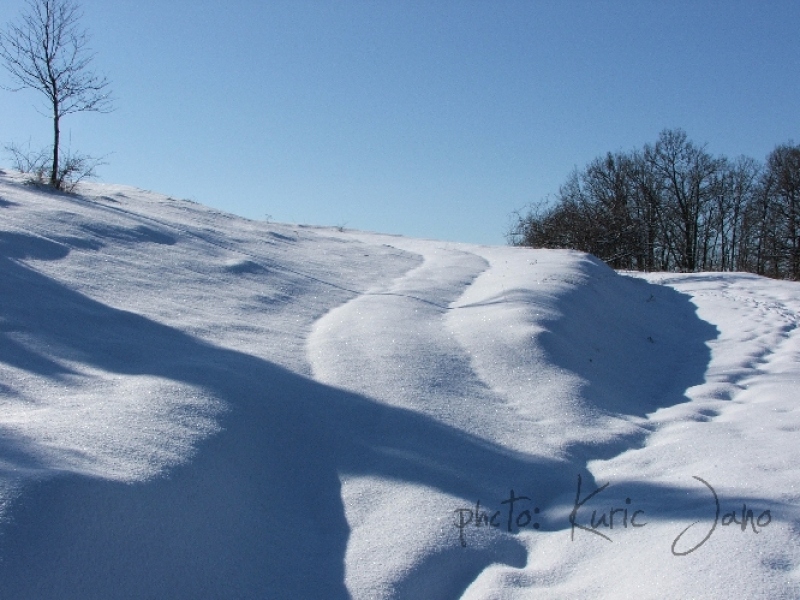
[0,171,798,598]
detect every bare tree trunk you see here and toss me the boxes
[51,111,60,188]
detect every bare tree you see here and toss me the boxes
[763,143,800,279]
[643,129,723,272]
[0,0,112,190]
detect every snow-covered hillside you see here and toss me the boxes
[0,170,798,599]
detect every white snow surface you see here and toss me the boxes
[0,171,798,598]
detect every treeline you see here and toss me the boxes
[509,129,800,280]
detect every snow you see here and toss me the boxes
[0,170,798,598]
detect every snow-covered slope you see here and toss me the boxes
[0,171,798,599]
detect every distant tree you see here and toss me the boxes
[716,156,761,272]
[741,172,779,276]
[762,143,800,279]
[580,152,641,269]
[642,129,724,272]
[510,145,670,270]
[0,0,112,190]
[628,149,665,270]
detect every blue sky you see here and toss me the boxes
[1,1,798,245]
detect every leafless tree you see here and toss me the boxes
[0,0,112,190]
[763,143,800,279]
[643,129,724,272]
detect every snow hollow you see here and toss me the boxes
[0,171,798,599]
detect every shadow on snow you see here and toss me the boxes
[0,233,765,599]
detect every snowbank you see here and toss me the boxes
[0,172,797,598]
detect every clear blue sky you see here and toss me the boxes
[1,1,798,245]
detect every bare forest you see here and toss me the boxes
[510,129,800,280]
